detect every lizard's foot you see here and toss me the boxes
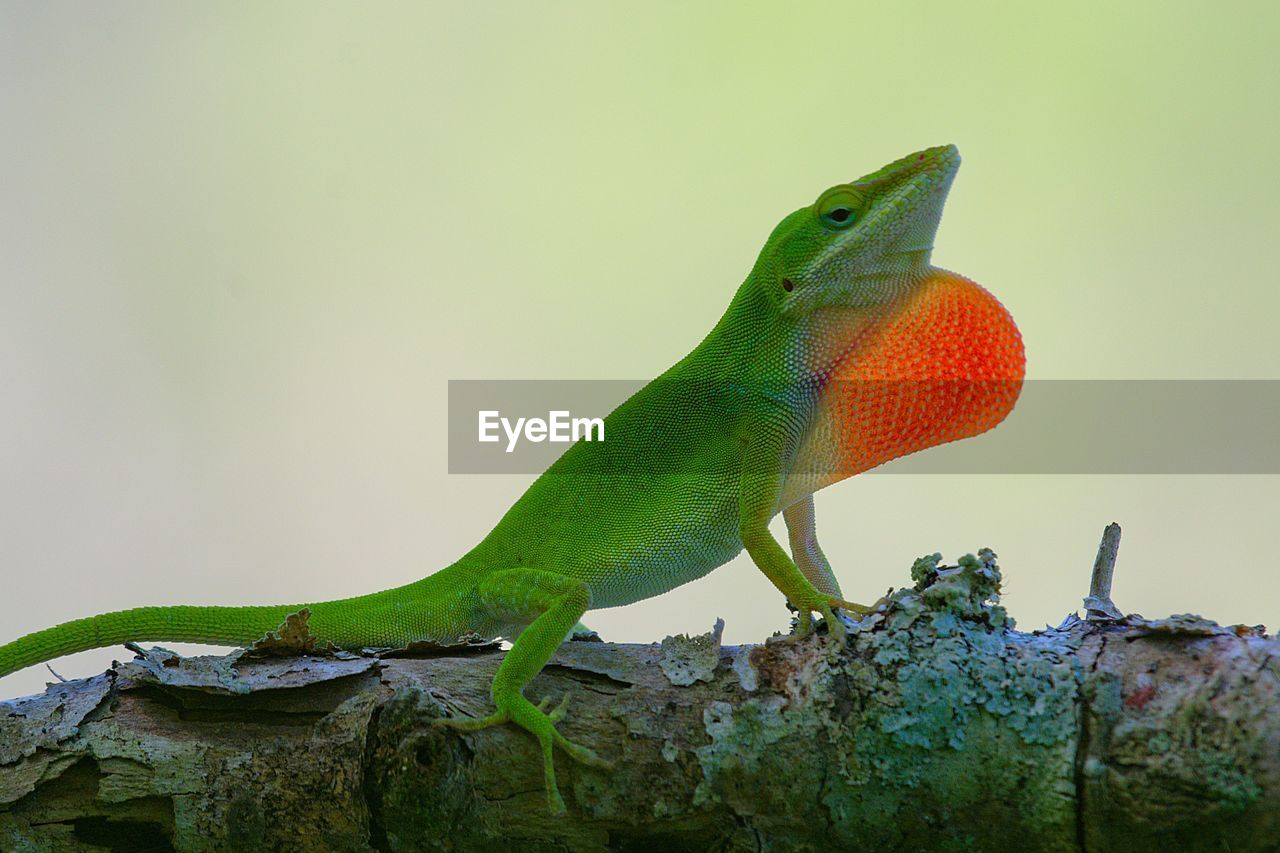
[439,691,611,815]
[509,691,612,814]
[795,595,872,642]
[435,693,580,735]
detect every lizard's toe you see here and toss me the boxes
[547,692,572,724]
[552,730,614,769]
[433,709,507,733]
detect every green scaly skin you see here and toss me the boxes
[0,145,1021,815]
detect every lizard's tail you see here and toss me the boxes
[0,602,304,680]
[0,568,470,681]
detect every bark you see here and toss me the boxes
[1,549,1277,852]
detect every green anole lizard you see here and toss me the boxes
[0,145,1024,814]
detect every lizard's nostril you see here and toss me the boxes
[782,279,795,292]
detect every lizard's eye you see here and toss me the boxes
[815,186,864,231]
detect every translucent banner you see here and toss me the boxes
[447,380,1280,475]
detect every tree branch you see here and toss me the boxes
[2,543,1277,851]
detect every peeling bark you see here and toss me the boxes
[1,550,1277,852]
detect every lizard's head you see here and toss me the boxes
[739,145,1024,485]
[760,144,961,317]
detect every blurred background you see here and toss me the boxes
[2,1,1277,698]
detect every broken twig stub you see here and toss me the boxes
[1084,522,1124,620]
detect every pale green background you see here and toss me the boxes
[2,2,1277,698]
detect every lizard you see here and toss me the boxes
[0,144,1025,814]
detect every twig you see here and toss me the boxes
[1083,522,1124,620]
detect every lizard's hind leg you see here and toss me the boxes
[433,568,611,815]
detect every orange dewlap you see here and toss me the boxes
[822,270,1025,479]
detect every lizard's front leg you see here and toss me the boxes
[740,442,870,641]
[433,568,611,815]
